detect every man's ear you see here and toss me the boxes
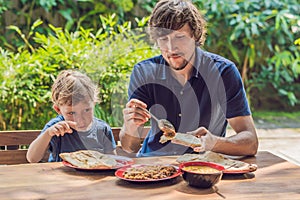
[53,104,61,114]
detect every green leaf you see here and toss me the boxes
[7,25,22,35]
[58,9,73,22]
[251,23,259,36]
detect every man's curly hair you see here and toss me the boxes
[148,0,207,46]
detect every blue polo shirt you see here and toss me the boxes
[40,115,116,162]
[128,47,250,157]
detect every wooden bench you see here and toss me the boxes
[0,127,150,165]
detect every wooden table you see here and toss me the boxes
[0,151,299,200]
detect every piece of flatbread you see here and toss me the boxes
[176,151,257,172]
[159,132,202,148]
[59,150,117,169]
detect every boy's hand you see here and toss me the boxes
[47,121,77,137]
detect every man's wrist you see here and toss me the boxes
[120,124,143,153]
[121,123,141,138]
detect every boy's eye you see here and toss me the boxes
[85,108,92,113]
[68,112,75,115]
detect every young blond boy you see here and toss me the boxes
[27,70,116,163]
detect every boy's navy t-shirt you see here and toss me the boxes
[40,115,116,162]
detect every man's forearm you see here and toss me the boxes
[119,125,143,153]
[213,130,258,156]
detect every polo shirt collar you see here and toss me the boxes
[157,56,168,80]
[157,47,203,80]
[193,47,203,78]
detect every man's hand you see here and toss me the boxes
[120,99,151,153]
[187,127,218,152]
[122,99,151,133]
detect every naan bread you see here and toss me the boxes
[59,150,117,169]
[159,132,202,148]
[176,151,257,172]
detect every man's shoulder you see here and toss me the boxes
[202,50,235,66]
[198,49,237,75]
[131,55,165,80]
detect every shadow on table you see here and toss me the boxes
[176,183,227,198]
[59,165,116,180]
[241,151,287,168]
[116,176,182,189]
[222,172,255,180]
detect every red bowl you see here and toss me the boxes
[179,161,225,188]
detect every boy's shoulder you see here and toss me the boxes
[93,117,112,130]
[43,115,64,130]
[40,115,64,134]
[49,115,64,122]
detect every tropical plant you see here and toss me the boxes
[0,15,158,130]
[0,0,151,50]
[194,0,300,106]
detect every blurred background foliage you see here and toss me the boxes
[0,0,299,130]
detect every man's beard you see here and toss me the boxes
[169,51,195,71]
[172,60,189,71]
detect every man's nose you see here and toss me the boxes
[165,38,177,50]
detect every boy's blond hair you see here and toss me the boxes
[51,70,100,106]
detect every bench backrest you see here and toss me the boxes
[0,127,150,165]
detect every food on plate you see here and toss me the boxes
[159,132,202,148]
[182,165,221,174]
[179,161,224,188]
[59,150,117,169]
[176,151,257,172]
[123,165,177,180]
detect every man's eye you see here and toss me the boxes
[68,112,75,115]
[85,108,91,113]
[176,35,186,39]
[158,37,168,41]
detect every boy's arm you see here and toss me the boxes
[26,129,52,163]
[26,120,76,163]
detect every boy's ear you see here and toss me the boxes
[53,104,61,114]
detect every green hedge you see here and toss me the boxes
[0,15,158,130]
[194,0,300,106]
